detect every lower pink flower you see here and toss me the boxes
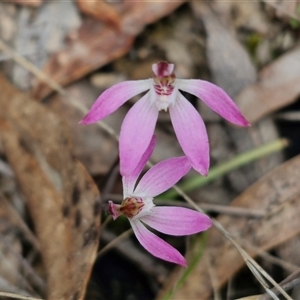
[109,136,212,266]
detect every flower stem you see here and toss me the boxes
[162,233,208,300]
[163,138,288,199]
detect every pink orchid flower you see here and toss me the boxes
[108,136,212,266]
[80,61,249,176]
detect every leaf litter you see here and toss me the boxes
[0,0,300,299]
[0,74,101,299]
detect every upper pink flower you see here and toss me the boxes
[108,136,212,266]
[80,61,249,176]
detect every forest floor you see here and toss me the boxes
[0,1,300,300]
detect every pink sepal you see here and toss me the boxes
[79,80,150,124]
[178,79,250,126]
[130,219,187,266]
[122,135,156,196]
[108,201,121,221]
[119,93,158,177]
[134,156,191,197]
[169,93,209,175]
[142,207,212,236]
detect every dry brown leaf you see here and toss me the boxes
[191,1,257,98]
[0,74,101,300]
[77,0,121,30]
[31,1,186,100]
[48,80,124,175]
[264,0,300,20]
[190,1,283,201]
[160,154,300,300]
[236,46,300,124]
[0,203,24,292]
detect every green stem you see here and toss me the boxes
[163,138,288,199]
[163,233,208,300]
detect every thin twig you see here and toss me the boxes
[97,228,133,258]
[99,215,112,233]
[157,199,266,218]
[207,258,221,300]
[0,233,45,295]
[0,193,40,251]
[105,193,266,218]
[259,266,300,300]
[0,291,44,300]
[257,251,298,274]
[279,267,300,286]
[259,278,300,300]
[101,160,121,205]
[100,228,169,282]
[0,39,119,141]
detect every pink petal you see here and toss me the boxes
[122,135,156,196]
[79,80,150,124]
[130,219,187,266]
[134,156,191,197]
[142,207,212,236]
[178,79,250,126]
[119,93,159,177]
[169,94,209,175]
[108,201,121,220]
